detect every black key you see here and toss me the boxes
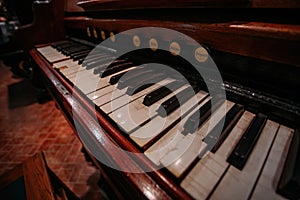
[100,62,134,77]
[51,41,69,48]
[55,42,77,51]
[204,104,244,153]
[143,81,184,106]
[128,83,155,96]
[85,56,115,69]
[78,52,107,67]
[126,73,166,95]
[72,51,91,61]
[183,99,212,134]
[64,46,90,56]
[94,59,130,75]
[68,47,91,57]
[70,49,90,58]
[277,129,300,200]
[156,85,200,117]
[227,113,267,170]
[116,68,153,90]
[109,71,128,85]
[59,44,82,52]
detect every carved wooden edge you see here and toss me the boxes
[64,17,300,67]
[29,49,193,199]
[0,152,55,200]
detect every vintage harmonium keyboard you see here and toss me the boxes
[29,17,300,199]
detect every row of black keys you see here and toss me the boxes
[52,40,206,118]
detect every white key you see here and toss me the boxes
[130,92,209,148]
[87,85,116,101]
[93,87,126,107]
[53,59,78,70]
[145,100,232,166]
[60,65,84,78]
[251,125,294,200]
[210,120,279,200]
[160,101,234,177]
[106,79,175,133]
[37,46,69,63]
[181,111,255,200]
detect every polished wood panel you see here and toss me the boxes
[65,17,300,67]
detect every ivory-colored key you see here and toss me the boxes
[160,101,234,177]
[251,125,294,200]
[210,120,279,200]
[145,100,232,166]
[130,92,209,148]
[180,111,255,199]
[93,87,127,107]
[60,65,84,77]
[37,46,69,63]
[87,85,116,101]
[53,59,78,70]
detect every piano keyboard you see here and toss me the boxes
[36,40,300,200]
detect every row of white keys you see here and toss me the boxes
[37,46,70,63]
[130,92,209,148]
[180,111,255,199]
[145,100,233,167]
[92,70,169,103]
[75,67,137,95]
[105,79,188,114]
[160,101,234,178]
[250,125,294,200]
[105,79,178,133]
[210,119,279,200]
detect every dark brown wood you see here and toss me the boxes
[77,0,250,11]
[77,0,300,10]
[23,153,55,200]
[64,0,85,12]
[30,49,192,199]
[12,0,65,51]
[0,152,55,200]
[64,17,300,67]
[252,0,300,8]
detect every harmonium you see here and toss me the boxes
[26,0,300,199]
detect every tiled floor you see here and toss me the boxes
[0,61,107,199]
